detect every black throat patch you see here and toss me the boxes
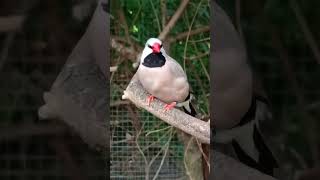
[142,53,166,68]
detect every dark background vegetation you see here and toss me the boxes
[0,1,105,180]
[218,0,320,179]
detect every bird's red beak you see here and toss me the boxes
[152,43,161,53]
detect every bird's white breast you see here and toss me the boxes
[137,62,189,103]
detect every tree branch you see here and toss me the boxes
[111,37,141,61]
[158,0,190,40]
[161,0,167,29]
[118,6,135,48]
[168,26,210,43]
[290,0,320,65]
[122,74,210,144]
[184,51,209,60]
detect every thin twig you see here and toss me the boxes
[188,37,210,43]
[149,0,162,33]
[110,100,131,107]
[290,0,320,64]
[192,42,210,83]
[132,4,143,25]
[135,123,149,180]
[184,136,196,179]
[183,0,204,71]
[146,125,172,136]
[169,26,209,43]
[118,7,134,48]
[184,51,209,60]
[195,138,210,170]
[161,0,167,29]
[152,127,173,180]
[189,48,209,113]
[158,0,190,40]
[119,128,173,167]
[270,28,319,166]
[111,38,141,61]
[126,105,142,133]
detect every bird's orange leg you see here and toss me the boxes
[164,102,177,111]
[147,95,155,106]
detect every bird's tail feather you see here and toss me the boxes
[177,92,197,117]
[232,123,278,176]
[182,102,197,117]
[231,96,278,176]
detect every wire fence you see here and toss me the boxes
[110,80,186,179]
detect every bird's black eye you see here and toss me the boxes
[148,44,152,49]
[160,44,163,48]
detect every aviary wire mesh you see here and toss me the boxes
[110,76,210,179]
[110,80,186,179]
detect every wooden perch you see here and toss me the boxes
[122,74,210,144]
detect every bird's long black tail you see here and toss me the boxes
[181,93,197,117]
[182,102,197,117]
[231,95,278,176]
[232,124,278,176]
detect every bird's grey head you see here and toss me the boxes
[140,38,166,64]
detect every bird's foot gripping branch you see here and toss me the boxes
[122,74,210,144]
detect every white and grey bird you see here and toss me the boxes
[212,1,279,177]
[137,37,196,116]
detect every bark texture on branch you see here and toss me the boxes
[122,74,210,144]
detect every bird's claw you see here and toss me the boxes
[147,95,155,106]
[163,102,177,112]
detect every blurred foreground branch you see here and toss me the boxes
[0,15,25,32]
[212,150,278,180]
[38,0,108,150]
